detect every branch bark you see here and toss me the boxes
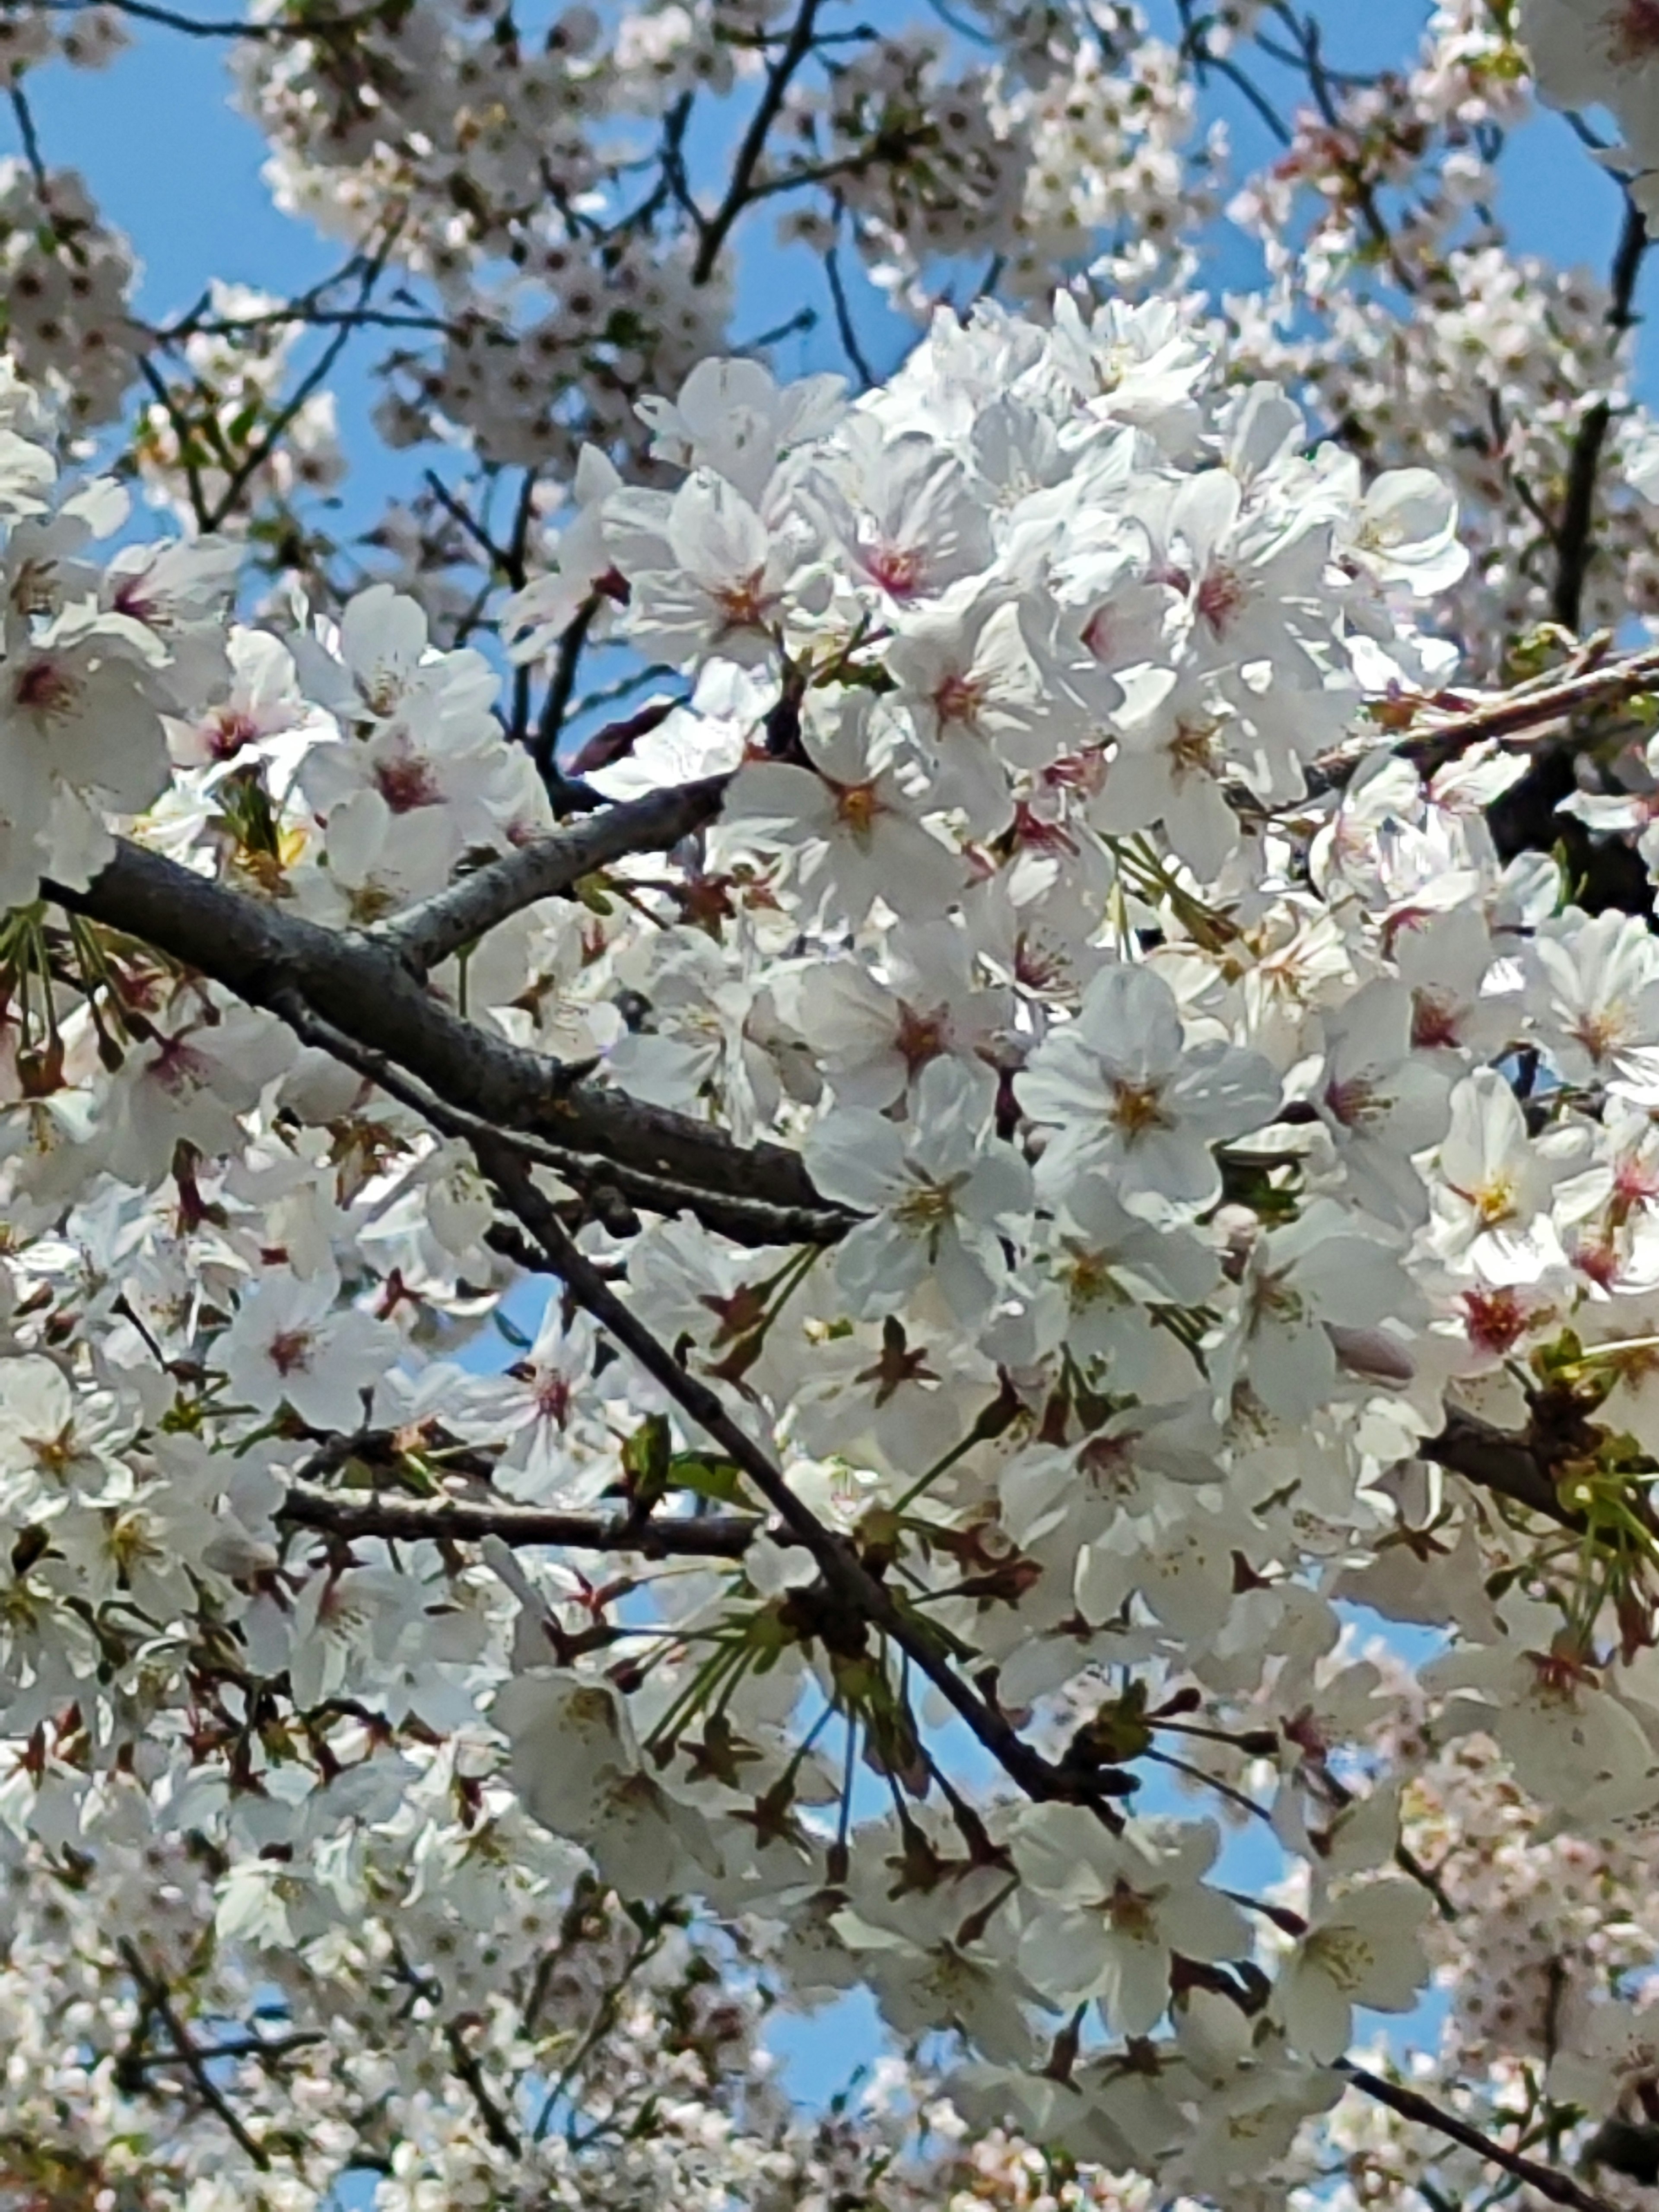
[1342,2064,1621,2212]
[1422,1406,1585,1531]
[50,835,835,1230]
[1552,192,1648,635]
[379,775,728,976]
[280,1480,758,1557]
[475,1140,1112,1816]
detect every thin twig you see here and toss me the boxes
[281,1479,758,1557]
[477,1145,1118,1821]
[8,83,48,193]
[1342,2065,1621,2212]
[825,215,875,389]
[691,0,824,283]
[1552,191,1648,633]
[117,1941,271,2170]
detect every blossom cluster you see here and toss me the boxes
[12,0,1659,2206]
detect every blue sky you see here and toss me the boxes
[13,0,1656,531]
[7,0,1639,2147]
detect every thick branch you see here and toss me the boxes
[1342,2065,1621,2212]
[270,985,849,1247]
[1422,1406,1584,1531]
[51,839,833,1226]
[379,775,729,975]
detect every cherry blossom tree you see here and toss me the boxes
[19,2,1659,2207]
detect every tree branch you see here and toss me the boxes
[267,981,849,1247]
[1552,191,1648,635]
[1342,2064,1621,2212]
[280,1479,758,1557]
[476,1141,1118,1818]
[117,1941,271,2170]
[378,775,729,976]
[691,0,824,284]
[1422,1406,1584,1531]
[50,839,833,1225]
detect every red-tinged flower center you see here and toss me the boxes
[1014,935,1066,994]
[1462,1286,1530,1356]
[1575,1236,1621,1291]
[933,671,984,726]
[1411,988,1462,1051]
[864,543,924,598]
[1195,563,1247,637]
[149,1034,209,1099]
[1011,800,1079,856]
[1615,1154,1659,1204]
[267,1328,315,1377]
[1078,1430,1139,1501]
[1612,0,1659,64]
[1082,606,1118,663]
[111,574,166,629]
[1527,1648,1596,1702]
[894,998,950,1075]
[374,756,441,812]
[206,708,261,763]
[14,658,78,719]
[535,1374,572,1427]
[1324,1074,1382,1128]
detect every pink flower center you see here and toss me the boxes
[535,1375,572,1427]
[111,574,165,627]
[933,671,983,725]
[149,1035,209,1099]
[267,1328,315,1377]
[1611,0,1659,64]
[374,756,440,812]
[14,658,78,718]
[206,708,261,762]
[864,544,924,598]
[1462,1287,1528,1356]
[1195,564,1247,637]
[1411,988,1462,1051]
[1323,1075,1381,1128]
[894,999,950,1076]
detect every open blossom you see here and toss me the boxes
[1011,1805,1249,2034]
[218,1270,398,1430]
[1525,907,1659,1100]
[722,691,968,928]
[1272,1883,1433,2062]
[805,1058,1032,1325]
[1017,960,1281,1210]
[1428,1068,1590,1284]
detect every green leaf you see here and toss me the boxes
[622,1412,673,1507]
[667,1453,751,1506]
